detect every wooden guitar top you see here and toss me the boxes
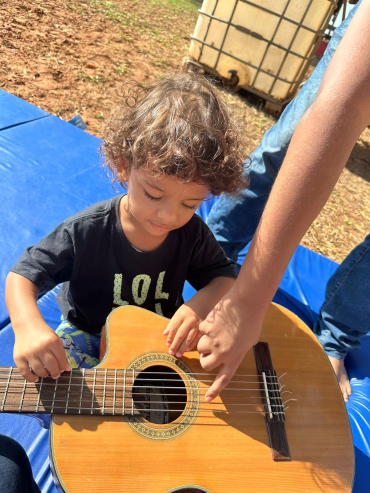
[51,304,354,493]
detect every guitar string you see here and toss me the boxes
[0,369,282,379]
[0,383,283,392]
[0,375,284,391]
[0,407,287,415]
[0,376,281,385]
[14,398,283,405]
[4,399,288,414]
[0,371,289,410]
[1,390,290,406]
[1,387,292,413]
[1,389,289,399]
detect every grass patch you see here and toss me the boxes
[115,64,127,75]
[148,0,199,13]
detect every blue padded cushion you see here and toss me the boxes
[0,116,115,327]
[0,89,49,131]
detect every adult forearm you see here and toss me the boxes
[186,276,236,320]
[235,99,367,308]
[235,0,370,308]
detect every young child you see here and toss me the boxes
[5,73,247,382]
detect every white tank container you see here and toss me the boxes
[189,0,336,104]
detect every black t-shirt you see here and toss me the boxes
[11,196,236,333]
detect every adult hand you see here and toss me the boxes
[197,288,265,402]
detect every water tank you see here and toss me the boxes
[188,0,337,114]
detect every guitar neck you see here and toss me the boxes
[0,366,140,416]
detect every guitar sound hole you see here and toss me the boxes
[172,489,208,493]
[132,365,187,425]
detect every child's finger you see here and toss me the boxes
[42,351,63,379]
[187,332,203,352]
[175,327,199,357]
[27,356,50,379]
[51,339,71,372]
[15,356,42,382]
[164,313,183,346]
[168,321,189,354]
[169,323,197,356]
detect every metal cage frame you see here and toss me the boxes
[188,0,338,114]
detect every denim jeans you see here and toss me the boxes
[0,435,40,493]
[313,234,370,359]
[207,3,364,359]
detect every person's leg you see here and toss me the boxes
[28,320,101,429]
[56,319,101,369]
[207,2,361,261]
[0,435,40,493]
[313,234,370,401]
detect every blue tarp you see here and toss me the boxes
[0,90,369,492]
[0,89,49,131]
[0,115,114,328]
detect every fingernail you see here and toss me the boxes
[205,396,212,403]
[175,352,182,357]
[186,347,190,352]
[166,342,170,347]
[168,350,175,355]
[52,374,60,380]
[163,329,168,335]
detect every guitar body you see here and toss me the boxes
[50,304,354,492]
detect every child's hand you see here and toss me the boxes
[13,322,71,382]
[163,305,202,358]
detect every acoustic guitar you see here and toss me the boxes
[0,304,354,492]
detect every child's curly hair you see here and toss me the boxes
[102,72,248,196]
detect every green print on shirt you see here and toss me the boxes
[113,271,169,316]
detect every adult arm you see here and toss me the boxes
[198,0,370,401]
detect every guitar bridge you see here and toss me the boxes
[254,342,291,461]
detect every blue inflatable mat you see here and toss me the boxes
[0,115,115,328]
[0,92,369,491]
[0,89,49,131]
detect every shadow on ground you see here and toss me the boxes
[346,139,370,182]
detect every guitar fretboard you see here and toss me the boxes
[0,367,140,416]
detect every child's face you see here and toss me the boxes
[122,166,210,239]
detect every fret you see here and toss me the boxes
[36,378,43,412]
[1,367,12,411]
[122,369,126,415]
[65,371,73,414]
[131,369,134,415]
[78,369,85,414]
[102,369,107,415]
[19,379,27,412]
[51,379,58,414]
[91,368,97,415]
[113,369,117,415]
